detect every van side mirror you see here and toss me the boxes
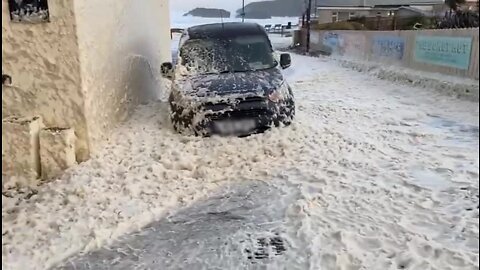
[280,53,291,69]
[161,62,174,78]
[2,74,12,85]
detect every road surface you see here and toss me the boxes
[54,54,479,270]
[2,50,478,270]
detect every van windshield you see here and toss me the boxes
[179,35,277,75]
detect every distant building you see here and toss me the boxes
[313,0,445,24]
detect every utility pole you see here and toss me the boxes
[242,0,245,22]
[306,0,312,53]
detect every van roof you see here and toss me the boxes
[186,22,268,40]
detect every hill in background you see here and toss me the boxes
[236,0,305,19]
[184,8,231,18]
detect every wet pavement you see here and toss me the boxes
[56,180,301,270]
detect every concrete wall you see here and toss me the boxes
[301,28,479,80]
[2,0,89,161]
[74,0,171,150]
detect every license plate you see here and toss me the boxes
[214,119,256,134]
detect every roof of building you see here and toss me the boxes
[315,0,444,7]
[186,22,267,40]
[316,6,396,10]
[397,6,429,15]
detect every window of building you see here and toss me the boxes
[376,11,382,16]
[332,12,338,22]
[349,12,356,19]
[8,0,50,23]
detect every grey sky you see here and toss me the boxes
[170,0,263,13]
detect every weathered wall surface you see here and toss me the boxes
[74,0,171,151]
[39,127,76,180]
[1,0,90,161]
[298,28,479,80]
[2,116,44,185]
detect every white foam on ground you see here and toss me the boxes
[335,57,480,102]
[2,53,479,270]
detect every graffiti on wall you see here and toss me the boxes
[8,0,50,23]
[321,32,366,57]
[372,36,405,60]
[322,32,345,54]
[414,36,472,70]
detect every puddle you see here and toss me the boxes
[409,167,453,191]
[427,116,477,134]
[55,180,300,270]
[426,117,479,148]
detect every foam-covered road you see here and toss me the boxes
[3,52,479,270]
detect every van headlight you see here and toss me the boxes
[268,83,290,103]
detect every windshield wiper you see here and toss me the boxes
[253,65,276,72]
[203,66,275,75]
[201,70,231,75]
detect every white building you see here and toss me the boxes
[2,0,171,181]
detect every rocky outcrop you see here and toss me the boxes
[184,8,230,18]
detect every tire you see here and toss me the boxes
[170,111,182,133]
[282,102,295,126]
[169,102,189,133]
[171,115,182,133]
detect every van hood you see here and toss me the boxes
[181,68,284,98]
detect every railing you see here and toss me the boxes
[263,23,299,36]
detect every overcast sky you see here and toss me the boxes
[170,0,263,13]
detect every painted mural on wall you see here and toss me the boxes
[322,32,345,55]
[372,36,405,60]
[414,36,472,70]
[8,0,50,23]
[321,32,366,57]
